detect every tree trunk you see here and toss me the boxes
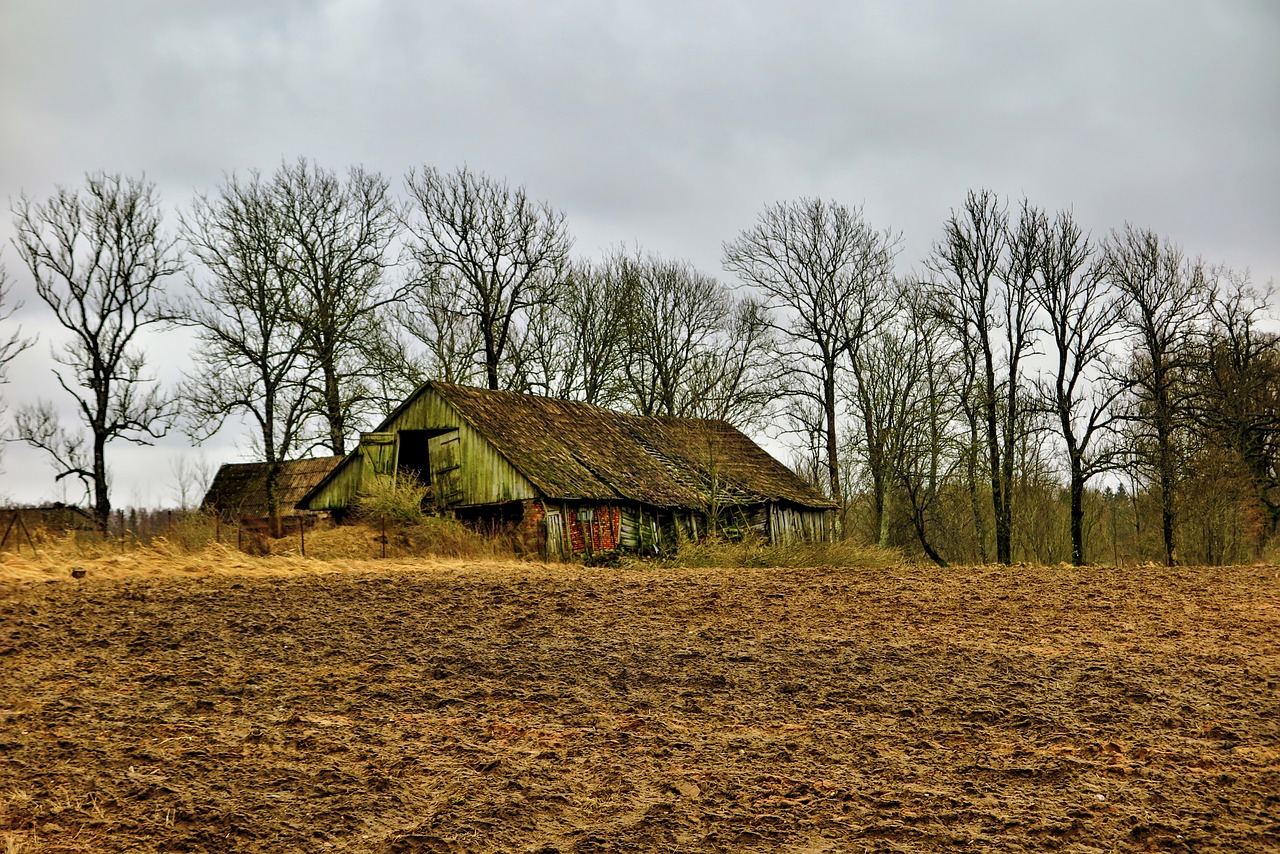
[93,431,110,535]
[982,351,1011,565]
[1069,456,1085,566]
[823,361,845,538]
[878,477,892,548]
[324,364,346,455]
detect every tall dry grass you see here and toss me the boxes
[0,507,517,583]
[666,535,904,569]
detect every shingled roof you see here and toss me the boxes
[204,456,344,517]
[413,383,834,509]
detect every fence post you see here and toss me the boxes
[299,515,306,558]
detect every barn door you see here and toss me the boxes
[428,430,463,508]
[544,509,566,561]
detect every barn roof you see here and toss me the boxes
[204,456,344,517]
[313,382,832,510]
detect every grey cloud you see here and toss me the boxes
[0,0,1276,503]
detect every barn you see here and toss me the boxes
[296,382,835,558]
[203,456,344,520]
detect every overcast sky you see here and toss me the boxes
[1,0,1277,508]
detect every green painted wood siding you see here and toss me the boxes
[393,391,538,506]
[305,387,539,511]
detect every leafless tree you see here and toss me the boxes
[1030,210,1127,565]
[681,295,777,428]
[10,173,180,533]
[926,191,1039,564]
[617,252,734,418]
[402,166,572,391]
[894,296,965,566]
[1191,268,1280,544]
[0,258,34,389]
[388,269,486,391]
[512,252,631,406]
[176,171,315,530]
[723,198,899,535]
[169,452,214,511]
[1106,225,1204,566]
[847,280,954,552]
[0,259,36,475]
[272,159,403,454]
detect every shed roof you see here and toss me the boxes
[204,456,344,517]
[307,382,832,510]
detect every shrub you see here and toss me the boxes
[355,473,430,526]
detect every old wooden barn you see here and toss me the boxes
[297,382,833,559]
[204,456,344,520]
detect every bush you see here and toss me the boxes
[355,474,430,526]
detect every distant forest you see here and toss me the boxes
[1,160,1276,566]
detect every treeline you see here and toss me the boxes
[1,162,1276,566]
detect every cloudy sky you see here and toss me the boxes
[1,0,1277,507]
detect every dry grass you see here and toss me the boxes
[2,516,910,581]
[667,534,904,569]
[0,533,532,585]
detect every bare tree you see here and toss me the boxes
[0,259,36,474]
[176,171,315,531]
[10,173,180,533]
[723,198,899,535]
[1191,269,1280,545]
[506,248,775,427]
[548,254,632,405]
[272,159,403,454]
[926,191,1039,564]
[402,166,572,390]
[510,251,632,406]
[617,252,733,418]
[388,270,486,391]
[847,280,947,550]
[169,452,214,511]
[0,258,34,387]
[1106,225,1204,566]
[1031,210,1127,565]
[894,294,965,566]
[682,295,777,428]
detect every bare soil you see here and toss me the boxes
[1,558,1277,852]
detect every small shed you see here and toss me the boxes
[297,382,834,558]
[203,456,344,519]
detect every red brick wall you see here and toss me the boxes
[568,504,621,554]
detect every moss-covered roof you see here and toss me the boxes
[403,383,833,510]
[204,456,344,517]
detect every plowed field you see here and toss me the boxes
[1,558,1277,852]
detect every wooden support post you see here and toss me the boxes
[298,515,306,558]
[0,511,17,552]
[0,511,35,554]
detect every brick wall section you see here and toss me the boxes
[517,500,546,556]
[568,505,621,553]
[517,501,626,557]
